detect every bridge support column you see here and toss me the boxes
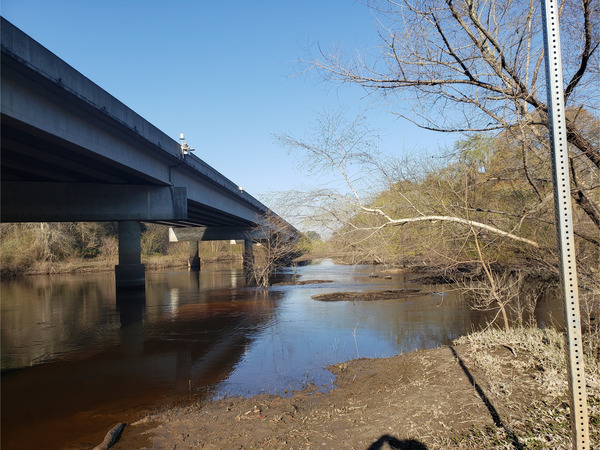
[115,221,145,290]
[188,241,201,271]
[243,239,254,283]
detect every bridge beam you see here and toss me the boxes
[168,226,265,242]
[1,182,187,222]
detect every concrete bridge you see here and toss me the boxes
[1,17,294,288]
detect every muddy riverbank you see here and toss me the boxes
[90,328,599,449]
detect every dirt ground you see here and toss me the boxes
[94,327,599,450]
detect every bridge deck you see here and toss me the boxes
[1,17,270,229]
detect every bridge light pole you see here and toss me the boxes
[179,133,195,158]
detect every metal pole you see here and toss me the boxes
[540,1,589,448]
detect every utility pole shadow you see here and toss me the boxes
[449,345,523,450]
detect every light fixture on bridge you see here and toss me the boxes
[179,133,195,157]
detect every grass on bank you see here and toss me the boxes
[440,327,600,449]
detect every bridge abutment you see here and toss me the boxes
[115,221,146,290]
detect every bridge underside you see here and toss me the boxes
[1,116,254,228]
[1,116,258,289]
[1,17,286,290]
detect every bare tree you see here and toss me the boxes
[247,212,299,289]
[461,227,542,331]
[303,0,600,230]
[277,111,542,251]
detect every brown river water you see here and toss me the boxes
[0,260,561,449]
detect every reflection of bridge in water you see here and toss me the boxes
[1,17,296,289]
[0,269,289,449]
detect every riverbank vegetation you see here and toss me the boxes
[0,222,244,277]
[275,0,599,375]
[277,111,598,341]
[245,212,304,289]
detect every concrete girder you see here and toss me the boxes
[168,226,267,242]
[1,181,187,222]
[2,17,271,227]
[1,18,299,291]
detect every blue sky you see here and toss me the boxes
[2,1,452,213]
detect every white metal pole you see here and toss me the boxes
[540,1,590,448]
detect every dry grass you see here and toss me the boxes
[450,327,600,449]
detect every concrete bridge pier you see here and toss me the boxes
[188,241,201,271]
[243,239,254,283]
[115,221,146,290]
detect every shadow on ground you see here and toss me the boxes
[450,345,523,450]
[367,435,428,449]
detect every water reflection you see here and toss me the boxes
[1,273,121,369]
[0,261,561,449]
[1,267,282,449]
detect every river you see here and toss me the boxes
[0,260,560,449]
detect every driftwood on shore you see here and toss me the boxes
[92,423,125,450]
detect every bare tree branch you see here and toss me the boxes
[300,0,599,231]
[358,206,539,247]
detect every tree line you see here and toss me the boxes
[0,222,244,277]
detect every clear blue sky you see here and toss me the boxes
[2,1,452,212]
